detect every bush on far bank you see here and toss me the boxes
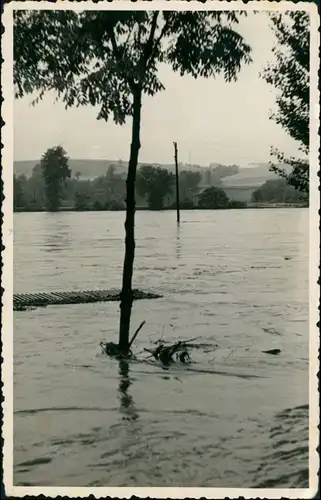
[197,186,230,209]
[228,199,247,209]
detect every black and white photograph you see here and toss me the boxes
[2,0,319,497]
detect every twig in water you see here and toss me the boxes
[179,337,200,345]
[143,347,155,356]
[207,355,216,366]
[223,349,234,361]
[128,320,146,349]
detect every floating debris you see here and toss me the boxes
[14,304,37,312]
[13,289,162,311]
[100,321,146,360]
[144,339,195,366]
[262,349,281,355]
[100,341,134,359]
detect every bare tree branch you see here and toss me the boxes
[146,18,171,71]
[141,11,159,70]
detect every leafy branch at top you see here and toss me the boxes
[14,10,252,124]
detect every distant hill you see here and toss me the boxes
[14,159,129,179]
[14,158,210,179]
[219,163,293,202]
[221,163,292,188]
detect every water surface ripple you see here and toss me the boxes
[14,209,309,487]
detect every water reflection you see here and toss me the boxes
[43,216,72,253]
[117,360,138,421]
[175,225,181,260]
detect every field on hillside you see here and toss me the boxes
[221,165,292,188]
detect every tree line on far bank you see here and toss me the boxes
[14,146,307,213]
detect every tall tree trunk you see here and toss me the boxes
[118,89,142,352]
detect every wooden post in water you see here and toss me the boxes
[173,142,180,224]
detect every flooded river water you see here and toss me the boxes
[13,209,309,487]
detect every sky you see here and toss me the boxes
[14,11,301,167]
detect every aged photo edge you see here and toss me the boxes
[2,1,320,498]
